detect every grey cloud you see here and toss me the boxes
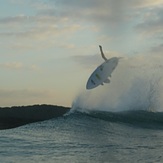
[46,0,163,26]
[0,15,61,26]
[0,14,81,40]
[136,7,163,37]
[2,0,162,39]
[150,44,163,55]
[2,1,162,31]
[46,0,130,25]
[0,15,30,25]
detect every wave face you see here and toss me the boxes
[81,110,163,129]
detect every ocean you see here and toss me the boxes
[1,108,163,163]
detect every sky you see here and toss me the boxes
[0,0,163,107]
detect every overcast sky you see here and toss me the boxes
[0,0,163,107]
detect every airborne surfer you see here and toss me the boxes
[86,45,119,89]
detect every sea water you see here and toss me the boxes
[1,110,163,163]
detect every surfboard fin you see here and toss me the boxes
[104,78,110,83]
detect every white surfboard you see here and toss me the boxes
[86,57,119,90]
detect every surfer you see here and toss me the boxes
[86,45,119,89]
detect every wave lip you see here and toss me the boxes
[0,104,70,130]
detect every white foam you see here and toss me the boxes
[72,55,163,112]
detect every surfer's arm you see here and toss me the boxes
[99,45,107,61]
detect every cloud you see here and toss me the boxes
[1,0,162,47]
[130,0,162,7]
[136,7,163,37]
[0,14,82,53]
[0,62,40,71]
[149,44,163,57]
[0,14,81,40]
[151,43,163,51]
[2,0,162,38]
[43,0,163,26]
[0,15,30,25]
[124,44,163,69]
[0,15,65,26]
[42,0,127,26]
[0,62,23,70]
[1,0,163,54]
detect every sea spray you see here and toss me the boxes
[72,56,163,112]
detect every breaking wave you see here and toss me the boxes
[72,55,163,113]
[66,109,163,129]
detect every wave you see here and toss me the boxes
[73,55,163,113]
[75,109,163,129]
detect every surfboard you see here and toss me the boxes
[86,57,119,90]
